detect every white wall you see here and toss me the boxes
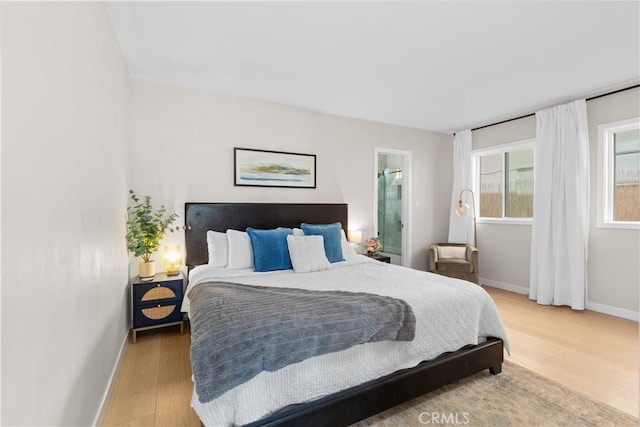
[586,88,640,316]
[1,3,130,425]
[127,79,453,271]
[473,88,640,318]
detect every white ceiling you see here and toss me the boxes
[107,1,640,134]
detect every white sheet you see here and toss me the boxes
[184,256,508,426]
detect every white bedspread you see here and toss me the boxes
[184,256,509,426]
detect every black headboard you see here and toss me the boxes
[185,203,348,267]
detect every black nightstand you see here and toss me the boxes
[132,272,185,343]
[367,253,391,264]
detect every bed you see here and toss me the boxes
[183,202,507,426]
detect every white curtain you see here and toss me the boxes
[448,129,474,245]
[529,99,589,310]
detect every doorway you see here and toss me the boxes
[374,148,412,267]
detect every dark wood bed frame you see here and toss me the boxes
[185,202,504,427]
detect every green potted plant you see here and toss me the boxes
[126,190,179,280]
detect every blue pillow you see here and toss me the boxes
[300,222,344,263]
[246,227,294,272]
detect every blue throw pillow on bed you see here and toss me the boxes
[300,222,344,263]
[246,227,294,272]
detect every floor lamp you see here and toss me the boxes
[455,188,477,248]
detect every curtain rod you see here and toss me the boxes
[460,83,640,134]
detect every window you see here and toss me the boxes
[473,139,535,223]
[479,154,503,218]
[598,118,640,228]
[506,149,534,218]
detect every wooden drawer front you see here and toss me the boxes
[133,279,182,304]
[134,302,183,328]
[141,286,176,301]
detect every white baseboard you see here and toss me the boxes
[481,277,639,322]
[480,277,528,295]
[92,331,129,426]
[586,301,639,322]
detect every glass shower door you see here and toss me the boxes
[377,154,403,257]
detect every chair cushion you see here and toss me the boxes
[436,259,474,273]
[437,246,467,260]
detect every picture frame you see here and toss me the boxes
[234,148,317,188]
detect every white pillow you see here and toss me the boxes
[206,230,228,267]
[286,235,331,273]
[437,246,467,260]
[226,230,254,269]
[294,227,356,260]
[340,229,358,260]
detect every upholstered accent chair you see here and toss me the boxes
[428,243,479,284]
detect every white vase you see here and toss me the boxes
[139,261,155,281]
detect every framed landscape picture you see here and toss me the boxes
[234,148,317,188]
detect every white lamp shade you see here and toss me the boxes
[455,201,469,217]
[162,244,182,275]
[347,229,362,244]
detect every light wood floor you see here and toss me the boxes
[487,287,638,416]
[101,286,639,426]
